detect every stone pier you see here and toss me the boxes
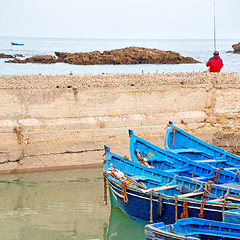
[0,73,239,173]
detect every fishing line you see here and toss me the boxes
[213,0,217,51]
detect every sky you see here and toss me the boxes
[1,0,239,39]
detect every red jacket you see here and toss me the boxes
[206,55,223,72]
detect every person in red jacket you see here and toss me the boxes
[206,51,223,72]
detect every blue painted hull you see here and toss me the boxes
[129,129,240,184]
[165,122,240,170]
[108,175,238,224]
[145,218,240,240]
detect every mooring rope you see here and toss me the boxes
[180,200,189,219]
[198,199,207,218]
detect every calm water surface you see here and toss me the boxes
[0,167,146,240]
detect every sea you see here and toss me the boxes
[0,36,239,75]
[0,167,146,240]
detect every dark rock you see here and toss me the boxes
[6,55,56,64]
[15,54,24,58]
[54,47,200,65]
[6,47,200,65]
[232,42,240,53]
[0,53,14,58]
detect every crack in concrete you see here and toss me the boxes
[27,148,104,158]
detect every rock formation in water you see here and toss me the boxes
[0,53,14,58]
[0,53,24,58]
[55,47,200,65]
[6,47,200,64]
[232,42,240,53]
[227,42,240,53]
[7,55,57,64]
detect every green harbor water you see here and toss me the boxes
[0,167,146,240]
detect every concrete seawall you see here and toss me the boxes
[0,73,239,173]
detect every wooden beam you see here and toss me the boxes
[142,184,178,193]
[226,196,240,202]
[208,198,225,202]
[178,191,204,198]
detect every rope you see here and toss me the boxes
[214,167,224,183]
[205,180,215,192]
[135,149,150,167]
[103,170,108,205]
[171,127,178,148]
[180,200,189,219]
[150,190,154,223]
[121,181,128,203]
[198,199,207,218]
[175,195,178,223]
[201,191,207,200]
[235,170,240,182]
[222,200,226,221]
[209,222,212,229]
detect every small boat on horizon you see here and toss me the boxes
[11,42,24,46]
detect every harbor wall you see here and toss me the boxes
[0,73,239,173]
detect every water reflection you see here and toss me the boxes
[0,168,110,240]
[0,168,149,240]
[107,207,146,240]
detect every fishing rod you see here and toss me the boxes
[213,0,216,51]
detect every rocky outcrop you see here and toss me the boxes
[0,53,14,58]
[227,42,240,53]
[55,47,200,65]
[6,55,57,64]
[0,53,24,58]
[232,42,240,53]
[6,47,200,65]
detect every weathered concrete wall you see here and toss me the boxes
[0,73,239,173]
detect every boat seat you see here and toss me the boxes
[195,159,227,163]
[170,148,215,158]
[192,176,206,180]
[165,168,189,173]
[224,167,238,171]
[178,191,204,198]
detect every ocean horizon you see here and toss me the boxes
[0,36,239,75]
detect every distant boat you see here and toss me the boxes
[11,42,24,46]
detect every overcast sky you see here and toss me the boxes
[1,0,239,39]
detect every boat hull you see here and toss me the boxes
[145,218,240,240]
[108,176,235,224]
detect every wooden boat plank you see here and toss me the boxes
[142,184,178,193]
[178,191,203,198]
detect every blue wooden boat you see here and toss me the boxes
[11,42,24,46]
[145,218,240,240]
[165,121,240,170]
[129,129,239,184]
[104,146,240,224]
[224,208,240,224]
